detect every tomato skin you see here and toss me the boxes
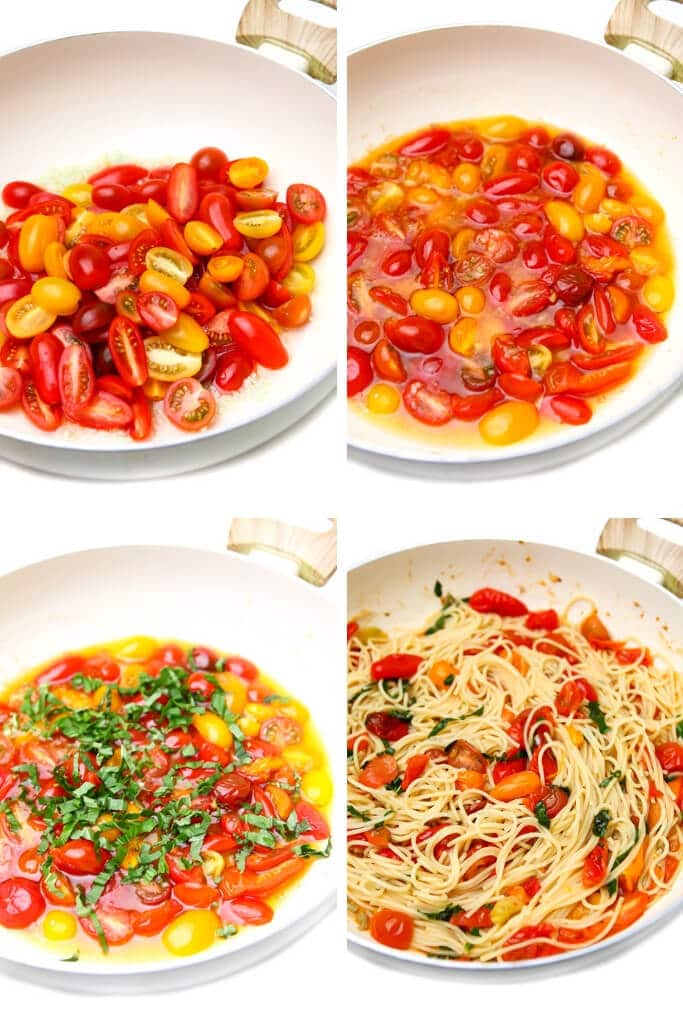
[583,841,609,888]
[655,742,683,774]
[52,839,109,876]
[403,379,452,425]
[28,332,62,405]
[370,907,414,949]
[215,348,254,392]
[166,163,199,224]
[451,388,502,421]
[371,654,422,681]
[399,129,450,158]
[286,183,326,224]
[365,711,410,742]
[358,753,399,789]
[233,253,270,301]
[164,378,216,432]
[129,389,153,442]
[499,373,543,402]
[484,172,539,196]
[220,897,273,927]
[555,678,597,716]
[525,609,559,631]
[89,164,146,187]
[108,316,148,387]
[227,310,288,370]
[469,588,528,616]
[492,756,528,784]
[383,316,443,356]
[198,193,242,250]
[0,878,45,929]
[191,146,229,181]
[632,304,667,343]
[549,394,592,425]
[131,899,181,937]
[68,242,112,291]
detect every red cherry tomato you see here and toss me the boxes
[0,366,22,409]
[221,897,273,926]
[108,316,148,387]
[52,839,109,876]
[286,183,326,224]
[370,908,414,949]
[384,316,444,354]
[164,378,217,432]
[399,129,450,158]
[129,389,153,442]
[2,180,41,209]
[58,343,94,410]
[191,146,229,181]
[215,348,255,392]
[469,588,528,616]
[166,163,199,223]
[234,253,270,301]
[137,292,179,332]
[68,243,112,290]
[228,310,287,370]
[89,164,146,187]
[403,379,452,425]
[68,389,133,430]
[21,378,62,431]
[28,332,62,405]
[0,878,45,929]
[127,229,161,276]
[347,345,373,396]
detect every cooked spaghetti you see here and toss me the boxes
[347,584,683,963]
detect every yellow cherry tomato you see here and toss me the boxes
[410,287,458,324]
[455,286,485,315]
[406,186,438,206]
[583,213,612,234]
[481,143,508,179]
[192,712,233,749]
[110,636,158,661]
[403,159,450,188]
[452,228,475,259]
[453,162,481,193]
[292,221,325,261]
[62,182,93,206]
[207,254,244,283]
[64,207,93,247]
[545,201,584,243]
[142,378,169,401]
[367,382,400,414]
[479,400,539,446]
[481,115,524,140]
[284,746,318,773]
[183,220,223,256]
[19,214,61,273]
[43,241,68,279]
[146,198,171,228]
[448,317,477,356]
[216,673,247,715]
[607,285,632,323]
[368,181,404,214]
[238,716,260,737]
[5,297,56,338]
[527,344,552,374]
[233,209,283,240]
[163,910,221,957]
[121,203,149,223]
[145,246,193,284]
[87,212,145,242]
[301,769,332,807]
[282,263,315,295]
[630,246,664,276]
[159,312,209,354]
[632,196,664,227]
[139,270,190,309]
[600,198,631,219]
[43,910,77,942]
[228,157,269,189]
[573,166,606,213]
[144,337,202,381]
[642,275,674,313]
[120,663,146,688]
[31,277,81,316]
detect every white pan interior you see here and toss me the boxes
[0,32,336,472]
[0,546,335,979]
[348,27,683,465]
[348,537,683,970]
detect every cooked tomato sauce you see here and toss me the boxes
[0,152,326,438]
[347,116,674,448]
[0,638,331,961]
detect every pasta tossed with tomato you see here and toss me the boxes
[347,587,683,963]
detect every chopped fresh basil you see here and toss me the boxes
[217,924,238,939]
[347,804,370,821]
[422,904,462,921]
[534,801,550,829]
[294,840,332,859]
[434,580,443,598]
[587,701,609,734]
[593,809,611,837]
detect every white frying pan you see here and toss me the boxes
[0,519,337,992]
[347,4,683,471]
[0,1,337,479]
[348,517,683,973]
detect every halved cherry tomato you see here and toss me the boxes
[21,378,61,431]
[0,878,45,929]
[137,292,179,332]
[469,588,528,616]
[129,389,153,441]
[52,839,109,876]
[0,366,22,409]
[58,343,94,410]
[166,163,199,223]
[164,378,216,432]
[358,754,399,789]
[215,348,254,392]
[583,841,609,887]
[68,389,133,430]
[403,379,452,424]
[128,229,161,275]
[220,897,273,926]
[286,184,326,224]
[108,315,148,387]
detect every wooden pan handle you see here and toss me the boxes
[597,518,683,597]
[605,0,683,81]
[227,518,337,586]
[236,0,337,85]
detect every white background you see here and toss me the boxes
[344,0,683,1020]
